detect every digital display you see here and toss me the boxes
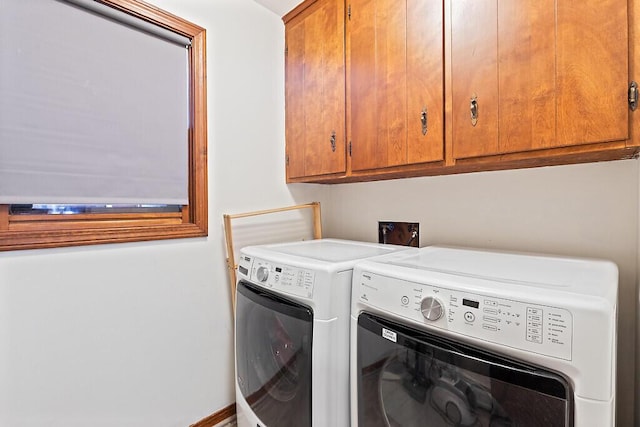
[275,267,282,273]
[463,298,479,309]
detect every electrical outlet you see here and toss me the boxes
[378,221,419,247]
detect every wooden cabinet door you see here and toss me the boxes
[452,0,629,160]
[285,0,346,180]
[451,0,500,158]
[348,0,443,172]
[407,0,445,165]
[556,0,628,146]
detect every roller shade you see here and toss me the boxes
[0,0,190,205]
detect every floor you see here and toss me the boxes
[212,417,237,427]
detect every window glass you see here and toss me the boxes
[10,205,181,215]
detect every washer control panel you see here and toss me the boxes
[237,255,315,299]
[357,271,573,360]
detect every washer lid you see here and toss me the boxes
[263,239,404,263]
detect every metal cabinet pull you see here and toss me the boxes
[470,95,478,126]
[330,131,336,152]
[421,108,428,135]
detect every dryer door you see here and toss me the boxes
[356,313,573,427]
[235,280,313,427]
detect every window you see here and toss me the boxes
[0,0,208,251]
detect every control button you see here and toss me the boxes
[527,333,543,344]
[421,297,444,321]
[483,316,498,323]
[401,296,410,306]
[464,311,475,322]
[483,308,498,315]
[482,324,497,331]
[485,300,498,306]
[256,266,269,282]
[526,307,544,344]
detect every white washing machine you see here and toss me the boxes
[350,246,618,427]
[234,238,411,427]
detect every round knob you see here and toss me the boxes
[421,297,444,321]
[256,266,269,282]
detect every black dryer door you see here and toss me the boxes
[235,280,313,427]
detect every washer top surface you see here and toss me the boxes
[364,245,618,299]
[243,238,407,266]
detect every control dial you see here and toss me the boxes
[256,266,269,282]
[421,296,444,321]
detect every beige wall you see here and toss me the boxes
[321,159,639,426]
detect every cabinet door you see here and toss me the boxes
[285,0,346,179]
[407,0,445,164]
[556,0,628,146]
[452,0,629,160]
[348,0,443,171]
[451,0,499,158]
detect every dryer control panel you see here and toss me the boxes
[237,255,315,299]
[357,272,573,360]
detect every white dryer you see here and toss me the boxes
[350,246,618,427]
[234,239,410,427]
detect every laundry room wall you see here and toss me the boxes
[321,159,639,427]
[0,1,326,426]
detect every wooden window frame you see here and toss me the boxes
[0,0,208,251]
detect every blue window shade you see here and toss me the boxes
[0,0,190,205]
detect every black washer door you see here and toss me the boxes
[357,313,573,427]
[236,280,313,427]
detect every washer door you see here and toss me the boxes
[236,280,313,427]
[356,313,573,427]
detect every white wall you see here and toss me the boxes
[321,159,638,426]
[0,1,326,425]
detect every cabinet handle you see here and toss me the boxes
[470,95,478,126]
[421,108,428,135]
[330,131,336,152]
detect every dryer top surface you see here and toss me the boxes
[243,238,410,266]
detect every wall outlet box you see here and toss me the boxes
[378,221,419,247]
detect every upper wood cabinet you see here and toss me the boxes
[283,0,638,183]
[451,0,630,160]
[284,0,346,180]
[347,0,444,172]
